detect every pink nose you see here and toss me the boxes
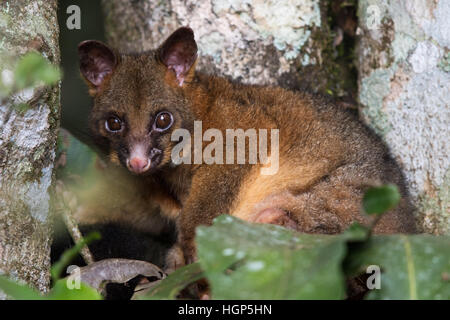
[127,157,150,174]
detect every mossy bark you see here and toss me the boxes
[101,0,348,95]
[357,0,450,234]
[0,0,60,295]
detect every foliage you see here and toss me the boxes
[144,185,450,300]
[1,184,448,300]
[142,262,204,300]
[51,232,101,282]
[47,280,102,300]
[0,233,102,300]
[0,276,45,300]
[13,52,61,90]
[196,217,349,299]
[0,51,61,110]
[0,276,101,300]
[362,184,400,215]
[55,129,98,185]
[345,235,450,299]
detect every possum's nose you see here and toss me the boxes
[126,143,151,174]
[127,156,150,174]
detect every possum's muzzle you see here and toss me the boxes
[126,144,162,174]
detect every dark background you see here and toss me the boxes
[58,0,105,146]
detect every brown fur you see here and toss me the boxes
[79,27,416,266]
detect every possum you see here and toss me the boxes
[77,27,416,267]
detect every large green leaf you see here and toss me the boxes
[141,262,204,300]
[0,276,44,300]
[196,215,355,299]
[14,52,60,89]
[0,276,101,300]
[362,184,400,215]
[56,130,98,183]
[47,279,101,300]
[345,234,450,299]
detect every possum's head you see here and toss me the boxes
[78,27,197,175]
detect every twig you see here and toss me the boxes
[55,181,95,265]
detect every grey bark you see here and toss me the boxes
[101,0,337,93]
[357,0,449,234]
[0,0,60,294]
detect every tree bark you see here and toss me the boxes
[357,0,450,234]
[101,0,343,94]
[0,0,60,295]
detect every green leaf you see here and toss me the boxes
[343,222,370,241]
[47,279,102,300]
[345,234,450,299]
[0,276,44,300]
[196,215,357,299]
[14,52,60,89]
[56,130,98,183]
[363,184,400,215]
[141,262,204,300]
[51,232,101,282]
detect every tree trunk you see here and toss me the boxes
[0,0,60,295]
[101,0,346,95]
[357,0,450,234]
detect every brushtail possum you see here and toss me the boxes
[78,27,416,266]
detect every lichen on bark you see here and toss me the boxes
[0,0,60,294]
[357,0,450,234]
[101,0,346,94]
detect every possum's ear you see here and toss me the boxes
[158,27,197,87]
[78,40,117,95]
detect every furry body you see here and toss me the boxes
[79,27,416,265]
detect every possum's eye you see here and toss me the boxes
[154,111,173,132]
[105,116,123,132]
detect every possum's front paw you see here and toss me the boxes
[182,242,197,266]
[164,244,185,274]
